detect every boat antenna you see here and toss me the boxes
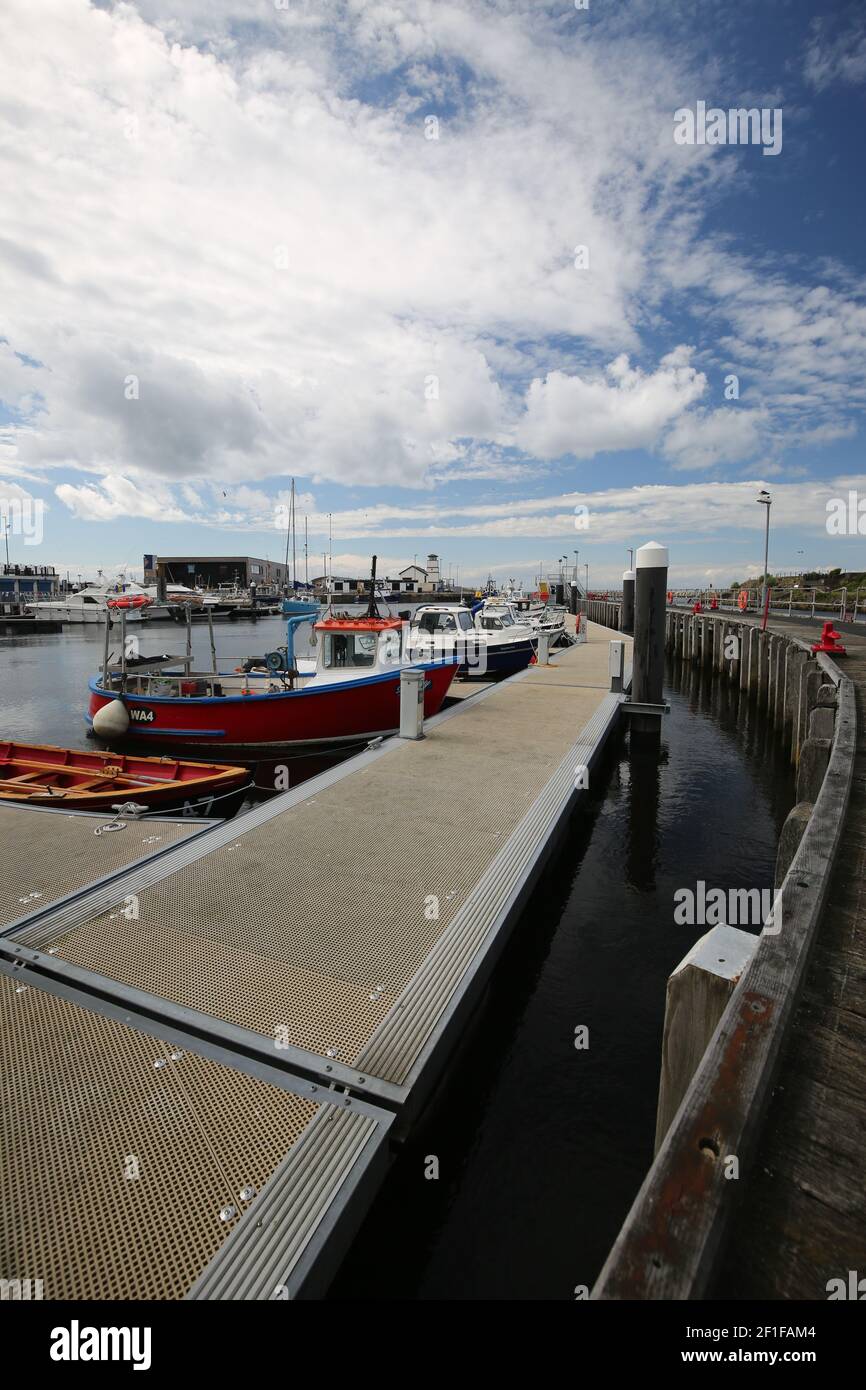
[365,555,381,618]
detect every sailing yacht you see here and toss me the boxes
[280,477,319,616]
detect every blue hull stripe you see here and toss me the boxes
[88,659,454,706]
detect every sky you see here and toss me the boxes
[1,0,865,590]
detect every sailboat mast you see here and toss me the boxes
[290,478,296,593]
[283,488,291,579]
[304,515,308,587]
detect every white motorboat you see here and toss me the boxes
[26,584,147,624]
[482,596,566,638]
[409,603,537,678]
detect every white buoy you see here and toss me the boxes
[92,698,130,739]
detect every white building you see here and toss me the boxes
[398,564,428,592]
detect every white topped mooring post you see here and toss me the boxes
[399,666,426,739]
[621,569,635,635]
[655,924,757,1153]
[537,629,550,666]
[609,639,624,693]
[632,542,669,737]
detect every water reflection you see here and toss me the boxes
[331,654,795,1301]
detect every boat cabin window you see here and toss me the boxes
[322,631,378,668]
[457,611,473,631]
[479,616,504,630]
[416,612,457,634]
[83,595,99,603]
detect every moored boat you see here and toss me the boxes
[26,583,148,624]
[0,741,251,816]
[86,612,460,753]
[409,603,537,677]
[482,596,566,640]
[282,596,319,617]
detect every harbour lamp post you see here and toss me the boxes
[574,549,579,585]
[757,489,771,628]
[585,562,589,596]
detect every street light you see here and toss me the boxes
[757,489,771,629]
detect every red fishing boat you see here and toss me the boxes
[87,612,459,753]
[0,742,251,816]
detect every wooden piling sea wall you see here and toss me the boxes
[596,610,858,1300]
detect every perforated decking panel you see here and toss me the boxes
[37,630,624,1077]
[0,975,319,1299]
[0,803,206,928]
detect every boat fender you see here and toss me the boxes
[92,698,131,739]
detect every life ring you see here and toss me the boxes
[107,594,151,610]
[666,590,673,604]
[737,589,748,611]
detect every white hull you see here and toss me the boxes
[26,601,144,623]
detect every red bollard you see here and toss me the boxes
[811,621,847,655]
[692,600,703,614]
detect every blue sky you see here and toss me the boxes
[1,0,865,589]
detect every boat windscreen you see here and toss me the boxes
[322,631,378,668]
[416,612,457,634]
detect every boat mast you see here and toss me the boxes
[365,555,380,618]
[291,477,296,595]
[283,484,291,584]
[304,515,308,588]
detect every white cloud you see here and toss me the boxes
[55,475,191,523]
[0,0,862,506]
[663,406,768,470]
[517,349,706,460]
[0,0,731,489]
[804,17,866,91]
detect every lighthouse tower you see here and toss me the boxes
[426,554,441,589]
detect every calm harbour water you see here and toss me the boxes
[331,654,794,1301]
[0,614,308,751]
[0,622,794,1299]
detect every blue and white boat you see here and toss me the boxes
[281,594,319,617]
[409,603,536,678]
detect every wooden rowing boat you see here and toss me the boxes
[0,741,251,816]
